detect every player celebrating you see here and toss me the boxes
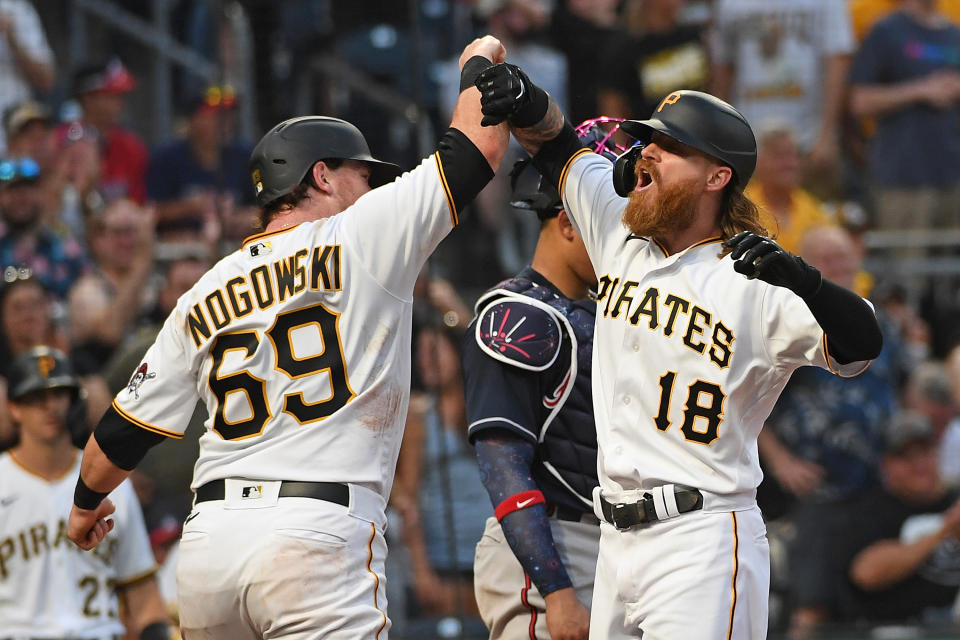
[0,346,169,640]
[474,67,883,638]
[66,36,510,638]
[465,124,623,640]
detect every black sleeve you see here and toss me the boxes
[437,127,495,214]
[94,404,168,470]
[804,278,883,364]
[531,121,588,193]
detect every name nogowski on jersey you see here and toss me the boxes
[113,153,460,499]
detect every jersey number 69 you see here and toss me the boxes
[207,303,355,440]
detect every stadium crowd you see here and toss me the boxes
[2,0,960,638]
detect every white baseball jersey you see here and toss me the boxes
[0,451,155,638]
[112,153,459,500]
[560,151,872,509]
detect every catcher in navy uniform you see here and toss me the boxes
[463,125,622,640]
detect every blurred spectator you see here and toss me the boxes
[437,0,567,278]
[549,0,620,123]
[850,0,960,43]
[0,268,66,449]
[848,1,960,236]
[146,84,256,250]
[0,156,87,299]
[63,56,148,204]
[710,0,854,186]
[758,224,902,638]
[45,122,103,243]
[0,0,54,152]
[394,324,489,618]
[904,360,957,441]
[942,343,960,487]
[840,410,960,629]
[746,120,836,255]
[67,197,155,375]
[596,0,709,124]
[3,99,51,169]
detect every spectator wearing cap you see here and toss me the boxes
[145,84,256,250]
[838,410,960,629]
[0,156,87,299]
[2,100,85,238]
[60,56,148,204]
[0,1,54,152]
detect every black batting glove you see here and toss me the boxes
[475,63,548,127]
[725,231,823,299]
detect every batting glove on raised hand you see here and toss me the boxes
[475,63,545,127]
[725,231,823,299]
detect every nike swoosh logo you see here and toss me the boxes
[516,498,535,508]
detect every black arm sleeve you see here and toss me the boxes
[804,278,883,364]
[531,121,587,192]
[475,431,574,596]
[438,127,495,214]
[94,405,168,470]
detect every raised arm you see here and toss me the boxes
[450,36,511,171]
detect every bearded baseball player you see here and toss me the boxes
[475,67,883,638]
[465,125,625,640]
[66,35,509,638]
[0,346,169,640]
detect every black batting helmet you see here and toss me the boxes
[615,90,757,196]
[7,346,88,447]
[8,346,79,401]
[249,116,402,207]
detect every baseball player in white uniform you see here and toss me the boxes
[66,36,510,639]
[474,67,883,638]
[0,346,169,640]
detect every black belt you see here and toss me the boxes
[195,479,349,506]
[551,505,601,526]
[599,488,703,531]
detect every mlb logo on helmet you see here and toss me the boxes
[252,168,263,195]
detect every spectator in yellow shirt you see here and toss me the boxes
[745,121,836,256]
[849,0,960,43]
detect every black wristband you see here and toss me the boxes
[140,621,171,640]
[460,55,492,93]
[509,82,549,128]
[74,475,108,510]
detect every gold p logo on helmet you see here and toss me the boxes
[37,355,55,379]
[658,92,683,113]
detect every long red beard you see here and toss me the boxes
[621,159,701,238]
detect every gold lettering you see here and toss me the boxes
[226,276,253,318]
[683,306,711,354]
[610,281,638,319]
[662,294,690,336]
[710,322,734,369]
[188,303,211,348]
[629,287,660,328]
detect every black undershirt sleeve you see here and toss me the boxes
[437,127,495,214]
[94,405,167,470]
[804,278,883,364]
[531,121,587,191]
